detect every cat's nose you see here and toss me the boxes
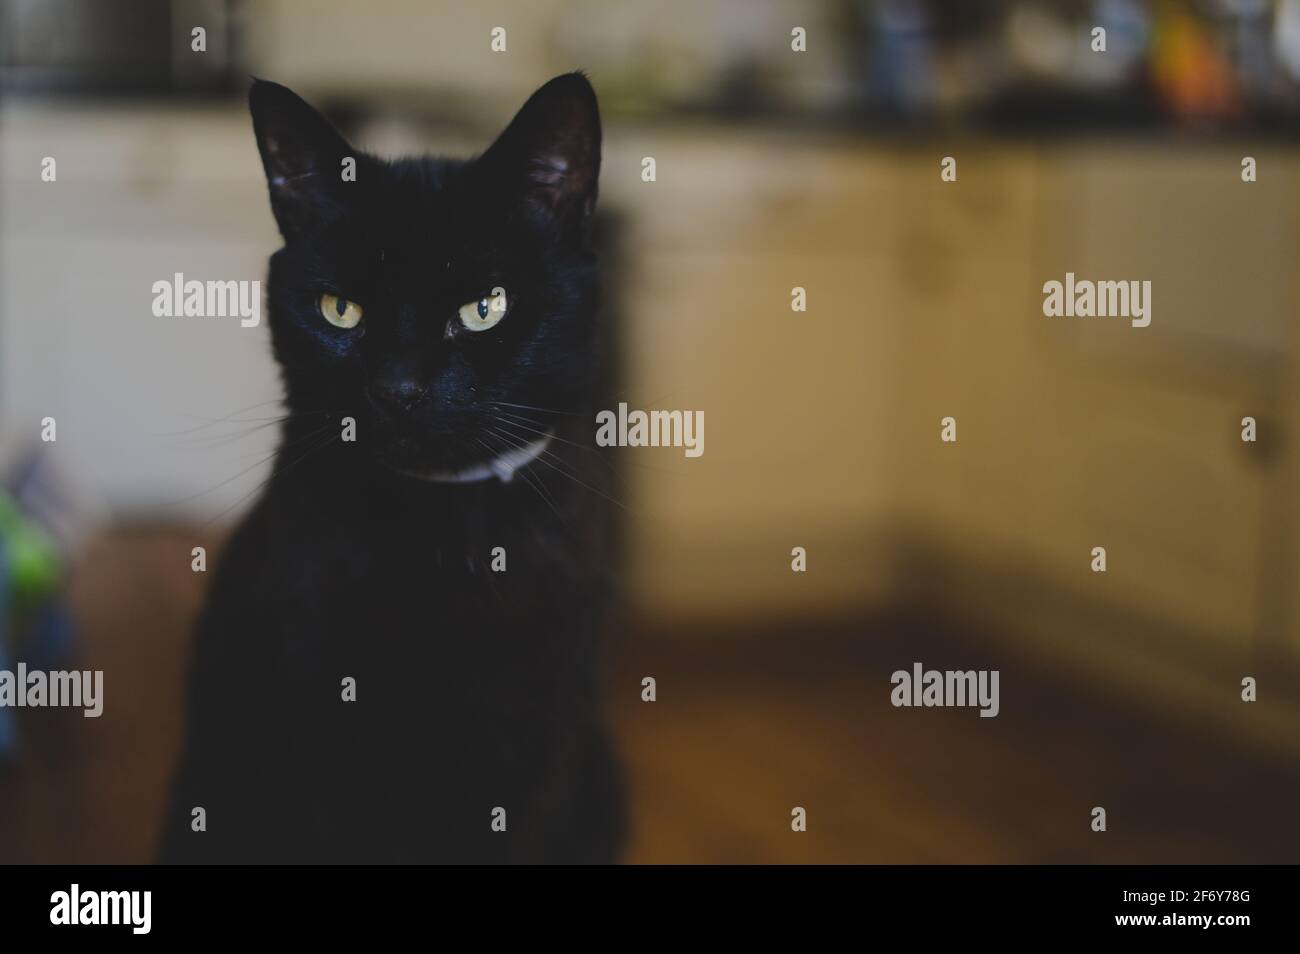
[366,372,427,416]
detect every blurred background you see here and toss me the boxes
[3,0,1300,863]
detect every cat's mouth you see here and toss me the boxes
[380,431,553,485]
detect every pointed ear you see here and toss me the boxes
[248,79,355,241]
[480,73,601,238]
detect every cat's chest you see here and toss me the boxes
[275,522,590,751]
[271,511,587,656]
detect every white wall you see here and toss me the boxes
[0,101,282,518]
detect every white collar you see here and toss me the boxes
[399,431,553,484]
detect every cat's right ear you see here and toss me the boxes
[249,79,355,241]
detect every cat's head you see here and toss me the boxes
[248,74,601,480]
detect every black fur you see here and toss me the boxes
[159,75,625,863]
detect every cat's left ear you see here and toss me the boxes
[249,79,356,241]
[480,73,601,237]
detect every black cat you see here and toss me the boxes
[159,74,625,863]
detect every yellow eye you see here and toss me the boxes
[319,293,362,329]
[458,288,508,332]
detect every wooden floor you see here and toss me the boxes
[2,526,1298,864]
